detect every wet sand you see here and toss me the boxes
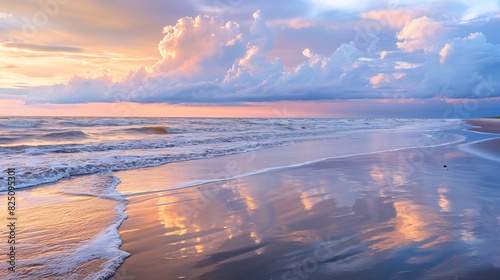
[468,118,500,134]
[466,118,500,158]
[113,121,500,280]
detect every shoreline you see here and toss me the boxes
[112,120,500,279]
[467,118,500,134]
[465,118,500,158]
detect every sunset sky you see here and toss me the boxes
[1,0,499,117]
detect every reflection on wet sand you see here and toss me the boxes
[116,144,500,279]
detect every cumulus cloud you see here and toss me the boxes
[396,16,447,53]
[411,32,500,98]
[26,9,500,104]
[153,15,246,80]
[236,11,278,73]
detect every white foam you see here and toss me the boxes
[0,118,467,191]
[8,173,130,279]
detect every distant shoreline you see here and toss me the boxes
[467,118,500,134]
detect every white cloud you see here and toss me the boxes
[153,15,246,80]
[412,32,500,98]
[396,16,446,53]
[236,10,277,73]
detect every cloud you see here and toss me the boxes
[26,10,500,105]
[396,16,447,53]
[153,15,246,80]
[273,18,320,29]
[28,74,115,104]
[236,11,276,71]
[379,50,388,59]
[360,9,425,29]
[2,43,84,53]
[411,32,500,98]
[224,10,282,88]
[0,12,11,19]
[0,0,199,57]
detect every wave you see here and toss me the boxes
[12,173,130,280]
[123,126,170,134]
[1,141,286,190]
[42,130,89,139]
[0,119,465,191]
[0,119,41,128]
[62,118,153,127]
[1,128,355,155]
[2,120,457,156]
[0,131,467,191]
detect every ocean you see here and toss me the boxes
[0,117,499,279]
[0,117,459,190]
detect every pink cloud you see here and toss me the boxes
[369,73,387,85]
[281,18,319,29]
[379,51,388,59]
[439,43,453,63]
[0,12,11,19]
[396,16,446,53]
[368,73,405,87]
[154,15,246,79]
[360,8,425,29]
[237,10,276,72]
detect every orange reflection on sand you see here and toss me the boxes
[155,193,210,257]
[460,209,480,244]
[155,181,259,258]
[230,181,259,212]
[300,191,315,211]
[157,194,194,236]
[299,183,331,211]
[224,214,244,240]
[369,200,449,251]
[394,201,433,242]
[370,164,407,187]
[370,165,386,184]
[250,231,262,244]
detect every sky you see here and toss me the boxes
[0,0,500,117]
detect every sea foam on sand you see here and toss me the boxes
[0,173,130,280]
